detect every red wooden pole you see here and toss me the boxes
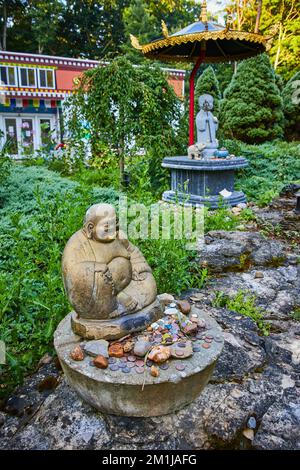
[189,47,206,146]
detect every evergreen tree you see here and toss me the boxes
[195,66,221,116]
[220,53,284,143]
[122,0,158,62]
[282,71,300,141]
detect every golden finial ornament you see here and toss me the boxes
[161,20,169,38]
[200,0,208,23]
[130,34,142,50]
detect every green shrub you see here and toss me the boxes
[231,141,300,205]
[0,165,119,398]
[282,71,300,141]
[221,54,284,143]
[195,66,221,116]
[212,290,271,336]
[0,133,12,187]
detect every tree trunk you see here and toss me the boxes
[254,0,262,33]
[118,147,125,189]
[274,22,283,70]
[1,1,7,50]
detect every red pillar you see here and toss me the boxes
[189,47,206,146]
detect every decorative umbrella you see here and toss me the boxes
[131,1,267,147]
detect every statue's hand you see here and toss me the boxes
[132,263,149,281]
[94,263,109,274]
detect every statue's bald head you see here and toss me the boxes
[84,203,116,225]
[84,203,117,242]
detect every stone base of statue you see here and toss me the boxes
[54,306,223,417]
[162,156,248,209]
[71,298,163,341]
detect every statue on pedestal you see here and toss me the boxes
[195,93,219,158]
[62,203,163,340]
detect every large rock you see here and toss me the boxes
[253,388,300,450]
[200,265,300,320]
[199,231,286,273]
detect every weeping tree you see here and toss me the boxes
[282,71,300,141]
[220,53,284,143]
[195,66,221,116]
[67,56,181,189]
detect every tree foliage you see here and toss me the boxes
[282,71,300,141]
[195,66,221,116]
[226,0,300,80]
[67,56,181,188]
[220,53,284,143]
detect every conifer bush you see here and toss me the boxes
[220,54,284,143]
[282,71,300,141]
[195,66,221,116]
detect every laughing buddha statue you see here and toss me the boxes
[62,203,163,339]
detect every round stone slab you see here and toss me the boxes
[54,306,224,417]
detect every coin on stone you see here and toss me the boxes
[202,343,211,349]
[175,349,184,357]
[193,346,201,352]
[177,342,186,348]
[122,367,131,373]
[135,366,145,374]
[127,355,136,362]
[175,363,186,371]
[108,357,116,364]
[159,363,169,370]
[127,362,135,368]
[136,359,145,367]
[118,362,127,368]
[109,364,119,371]
[214,335,223,342]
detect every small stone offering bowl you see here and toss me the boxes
[214,149,229,159]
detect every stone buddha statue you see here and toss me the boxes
[62,203,163,340]
[196,93,219,158]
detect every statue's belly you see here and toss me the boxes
[108,257,132,293]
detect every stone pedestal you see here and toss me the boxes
[54,307,224,417]
[71,299,163,341]
[162,156,248,209]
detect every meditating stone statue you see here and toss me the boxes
[62,203,163,340]
[196,93,219,158]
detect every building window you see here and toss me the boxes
[0,66,17,86]
[19,67,36,87]
[38,69,55,88]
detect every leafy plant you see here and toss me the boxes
[66,56,182,188]
[0,165,119,398]
[212,290,271,336]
